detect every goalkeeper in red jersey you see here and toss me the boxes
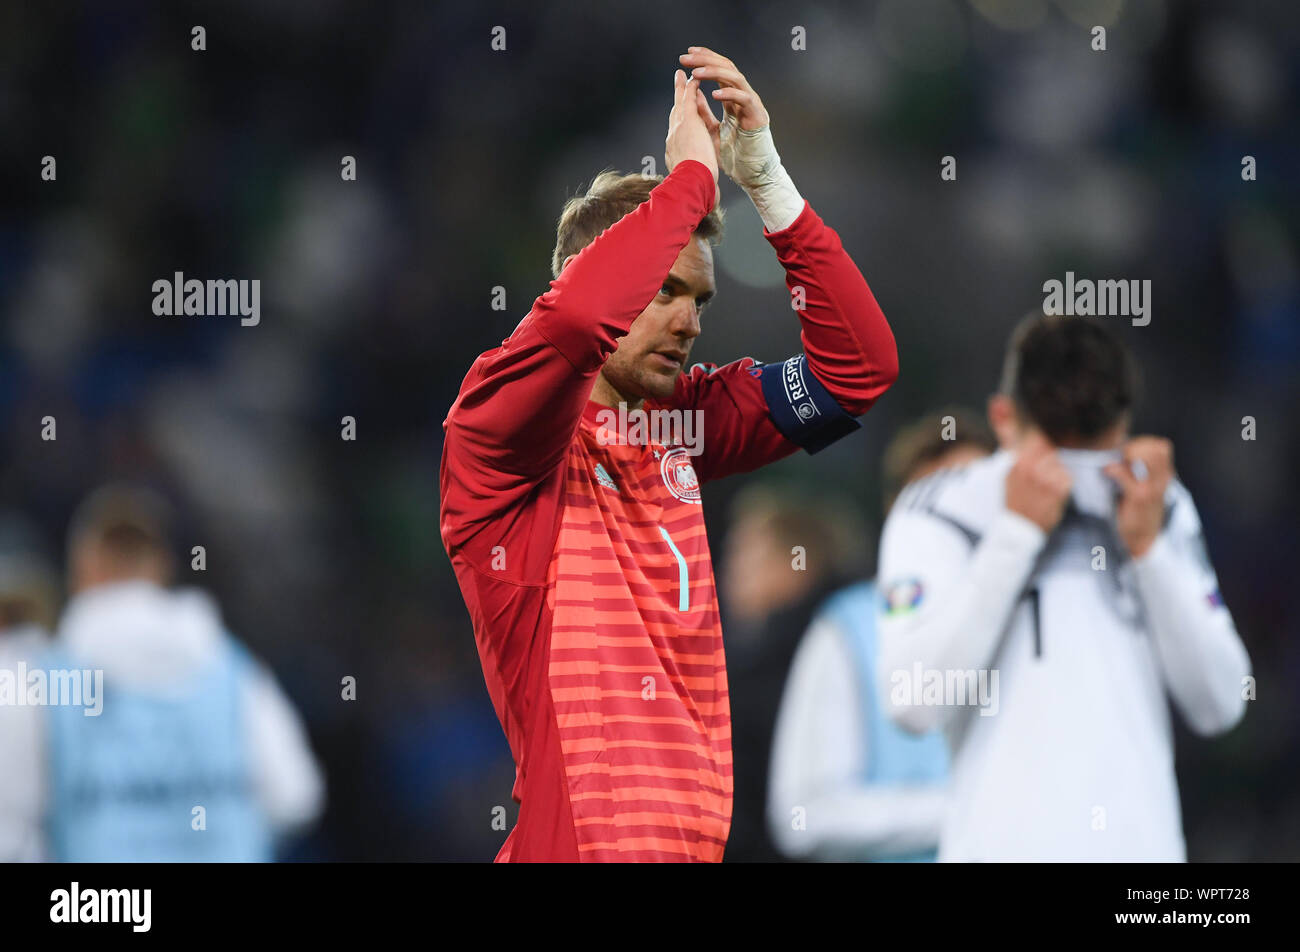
[440,47,899,862]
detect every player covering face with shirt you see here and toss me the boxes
[440,48,899,861]
[876,315,1251,862]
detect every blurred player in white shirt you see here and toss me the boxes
[0,515,59,862]
[17,486,325,861]
[877,316,1251,861]
[767,410,993,861]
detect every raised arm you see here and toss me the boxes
[442,73,720,556]
[671,48,898,482]
[1105,439,1251,735]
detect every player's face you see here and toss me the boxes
[599,238,716,405]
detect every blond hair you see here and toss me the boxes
[551,169,725,278]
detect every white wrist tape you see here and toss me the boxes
[719,114,805,232]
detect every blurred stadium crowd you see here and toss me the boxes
[1,0,1296,860]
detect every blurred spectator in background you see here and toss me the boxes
[767,408,994,862]
[721,485,869,862]
[881,409,1000,515]
[34,485,325,861]
[0,514,60,862]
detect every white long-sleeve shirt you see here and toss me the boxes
[0,625,51,862]
[876,449,1251,861]
[768,610,947,861]
[0,581,325,859]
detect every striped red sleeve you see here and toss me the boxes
[668,200,898,482]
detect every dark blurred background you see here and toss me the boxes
[1,0,1296,860]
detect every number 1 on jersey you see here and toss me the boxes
[1027,586,1042,658]
[658,526,690,612]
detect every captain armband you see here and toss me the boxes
[755,354,861,454]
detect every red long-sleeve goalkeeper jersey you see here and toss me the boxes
[440,159,898,861]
